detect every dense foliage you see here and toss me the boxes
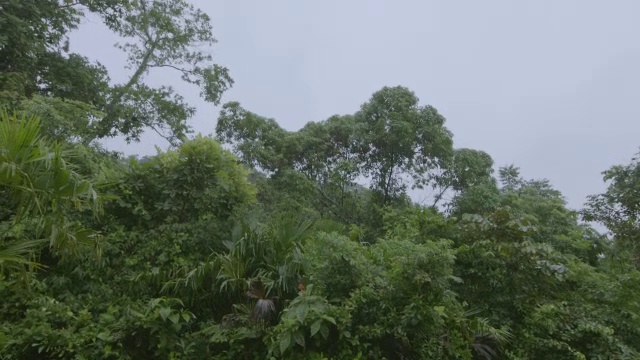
[1,1,639,359]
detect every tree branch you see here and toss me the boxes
[431,184,450,208]
[148,63,195,75]
[58,1,82,9]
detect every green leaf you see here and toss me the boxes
[158,307,171,321]
[310,320,322,337]
[320,324,329,339]
[279,333,291,354]
[168,313,180,324]
[296,302,309,323]
[322,315,336,325]
[293,331,305,347]
[181,312,191,322]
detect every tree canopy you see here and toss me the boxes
[1,0,232,145]
[1,2,639,359]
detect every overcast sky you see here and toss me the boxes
[71,0,640,211]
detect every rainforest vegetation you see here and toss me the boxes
[1,1,639,359]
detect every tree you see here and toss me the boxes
[356,86,454,205]
[216,105,366,224]
[1,0,232,144]
[431,148,494,207]
[217,86,455,214]
[95,0,233,144]
[216,102,290,173]
[453,206,636,359]
[449,178,501,217]
[584,151,640,268]
[292,115,364,222]
[105,135,255,229]
[0,0,121,108]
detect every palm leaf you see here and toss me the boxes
[0,111,102,273]
[0,238,47,273]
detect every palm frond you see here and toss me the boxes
[0,238,47,273]
[0,111,102,273]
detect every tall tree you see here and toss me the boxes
[584,151,640,268]
[95,0,233,144]
[356,86,454,204]
[216,87,458,221]
[430,148,494,207]
[216,108,365,223]
[1,0,232,144]
[216,102,289,173]
[0,0,115,106]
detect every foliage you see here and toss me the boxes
[431,148,495,207]
[356,86,454,205]
[3,103,638,360]
[1,3,639,358]
[584,152,640,267]
[106,135,255,229]
[95,0,233,143]
[0,112,100,274]
[0,0,231,144]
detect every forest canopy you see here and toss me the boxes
[1,1,639,359]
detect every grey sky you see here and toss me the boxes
[71,0,640,211]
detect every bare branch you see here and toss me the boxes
[148,63,195,76]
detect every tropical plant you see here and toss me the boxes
[0,111,100,273]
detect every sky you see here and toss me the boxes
[70,0,640,212]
